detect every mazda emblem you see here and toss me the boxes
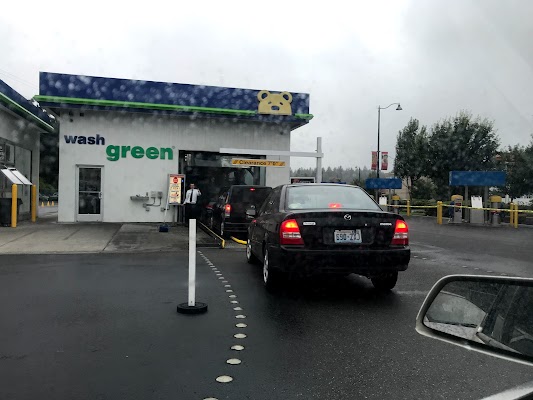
[344,214,352,220]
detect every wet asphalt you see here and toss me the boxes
[1,218,532,400]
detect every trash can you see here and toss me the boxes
[490,195,502,226]
[0,198,23,227]
[450,195,463,224]
[392,195,400,214]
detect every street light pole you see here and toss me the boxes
[377,107,381,179]
[376,102,402,180]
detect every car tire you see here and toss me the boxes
[246,239,259,265]
[263,248,282,291]
[371,272,398,291]
[219,221,225,238]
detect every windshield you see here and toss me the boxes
[286,185,381,210]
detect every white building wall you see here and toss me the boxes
[58,110,291,223]
[0,109,41,215]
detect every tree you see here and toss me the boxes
[426,112,500,199]
[497,139,533,198]
[394,118,428,201]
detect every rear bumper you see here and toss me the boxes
[269,245,410,277]
[224,221,250,233]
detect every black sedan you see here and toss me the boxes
[246,184,410,291]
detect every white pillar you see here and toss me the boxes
[316,137,323,183]
[188,219,197,306]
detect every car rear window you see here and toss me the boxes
[286,185,381,211]
[231,187,272,205]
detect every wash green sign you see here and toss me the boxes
[64,134,173,161]
[106,145,173,161]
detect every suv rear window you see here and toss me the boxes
[230,187,271,205]
[286,185,380,211]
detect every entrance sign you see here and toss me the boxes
[449,171,506,187]
[366,178,402,190]
[168,174,185,205]
[231,159,286,167]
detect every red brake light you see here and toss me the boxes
[224,204,231,217]
[280,219,304,245]
[391,220,409,246]
[329,203,342,208]
[250,188,256,191]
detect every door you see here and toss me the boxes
[77,166,103,222]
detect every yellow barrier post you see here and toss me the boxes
[509,203,515,226]
[514,204,519,229]
[437,201,443,225]
[406,200,411,217]
[31,185,37,222]
[11,184,17,228]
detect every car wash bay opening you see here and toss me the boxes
[35,72,312,223]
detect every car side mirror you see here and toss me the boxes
[416,275,533,367]
[246,208,256,219]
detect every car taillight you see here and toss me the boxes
[329,203,342,208]
[391,220,409,246]
[224,204,231,217]
[280,219,304,245]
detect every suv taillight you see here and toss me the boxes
[391,220,409,246]
[224,204,231,217]
[280,219,304,245]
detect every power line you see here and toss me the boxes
[0,68,38,92]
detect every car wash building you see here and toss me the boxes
[1,79,58,224]
[35,72,312,223]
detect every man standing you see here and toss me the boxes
[184,183,201,225]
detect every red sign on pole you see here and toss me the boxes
[381,152,389,171]
[371,151,378,170]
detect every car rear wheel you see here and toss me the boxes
[263,248,282,291]
[246,239,259,264]
[371,272,398,291]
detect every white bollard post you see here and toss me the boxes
[188,219,196,306]
[177,219,208,314]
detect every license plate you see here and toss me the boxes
[334,229,362,244]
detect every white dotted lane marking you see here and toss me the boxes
[422,257,427,260]
[200,251,252,393]
[216,375,233,383]
[474,268,480,270]
[462,266,468,268]
[501,273,508,276]
[487,270,493,273]
[204,398,218,400]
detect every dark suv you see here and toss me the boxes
[210,185,272,237]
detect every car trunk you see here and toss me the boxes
[290,211,402,249]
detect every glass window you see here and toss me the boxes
[286,185,381,211]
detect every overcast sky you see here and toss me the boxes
[2,0,532,169]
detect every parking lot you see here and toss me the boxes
[1,217,532,399]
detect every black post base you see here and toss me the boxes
[177,302,208,314]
